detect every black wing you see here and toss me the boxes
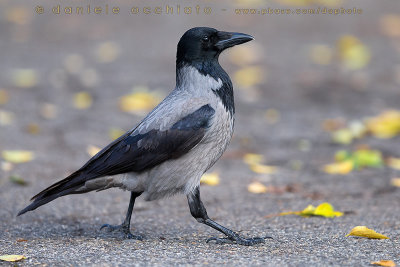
[18,104,215,215]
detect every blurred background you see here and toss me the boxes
[0,0,399,265]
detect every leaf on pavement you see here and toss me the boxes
[346,226,389,239]
[386,157,400,170]
[337,35,371,70]
[86,145,101,157]
[243,153,277,174]
[371,260,397,267]
[233,66,264,88]
[390,178,400,187]
[10,175,28,186]
[200,172,220,186]
[380,14,400,38]
[323,160,353,174]
[119,86,162,115]
[309,44,333,65]
[0,255,26,262]
[0,89,9,105]
[73,91,93,110]
[11,69,38,88]
[2,150,34,164]
[365,110,400,139]
[247,181,268,194]
[95,41,120,63]
[277,202,343,218]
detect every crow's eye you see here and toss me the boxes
[202,35,209,42]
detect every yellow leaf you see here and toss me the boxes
[2,150,34,164]
[96,42,120,63]
[200,172,220,186]
[346,226,389,239]
[387,158,400,170]
[366,110,400,139]
[11,69,38,88]
[279,202,343,218]
[332,128,353,145]
[249,163,277,174]
[73,91,93,110]
[371,260,397,267]
[228,43,261,66]
[86,145,101,157]
[323,160,354,174]
[337,35,370,70]
[391,178,400,187]
[109,128,125,140]
[243,153,264,165]
[0,255,26,262]
[233,66,264,88]
[309,45,333,65]
[247,181,268,194]
[119,87,161,115]
[0,110,14,125]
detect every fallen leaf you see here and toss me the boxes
[0,255,26,262]
[249,163,277,174]
[73,91,93,110]
[332,128,353,145]
[337,35,371,70]
[233,66,264,88]
[390,178,400,187]
[228,43,262,66]
[95,42,120,63]
[346,226,389,239]
[119,87,161,115]
[5,6,31,25]
[387,157,400,170]
[366,110,400,139]
[352,149,383,169]
[86,145,101,157]
[323,160,353,174]
[16,239,28,242]
[247,181,268,194]
[10,175,28,186]
[200,172,220,186]
[0,89,9,105]
[11,69,38,88]
[322,118,346,132]
[2,150,34,164]
[277,202,343,218]
[109,128,125,140]
[371,260,396,267]
[243,153,264,165]
[1,161,14,172]
[25,123,40,135]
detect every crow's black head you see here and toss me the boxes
[176,27,254,65]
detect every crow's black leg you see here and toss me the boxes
[187,187,269,246]
[101,191,143,240]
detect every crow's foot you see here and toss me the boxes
[100,223,143,240]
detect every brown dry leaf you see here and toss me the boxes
[86,145,101,157]
[391,178,400,187]
[109,128,125,140]
[119,87,162,115]
[2,150,34,164]
[309,45,333,65]
[26,123,40,135]
[11,69,38,88]
[73,91,93,110]
[0,255,26,262]
[366,110,400,139]
[200,172,220,186]
[387,157,400,170]
[5,6,31,25]
[323,160,353,174]
[322,118,346,132]
[96,42,120,63]
[233,66,264,88]
[0,89,9,105]
[380,14,400,38]
[337,35,371,70]
[371,260,397,267]
[248,181,268,194]
[346,226,389,239]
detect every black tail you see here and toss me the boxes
[17,171,90,216]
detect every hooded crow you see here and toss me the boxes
[18,27,266,246]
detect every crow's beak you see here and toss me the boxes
[215,32,254,50]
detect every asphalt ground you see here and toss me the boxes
[1,0,399,266]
